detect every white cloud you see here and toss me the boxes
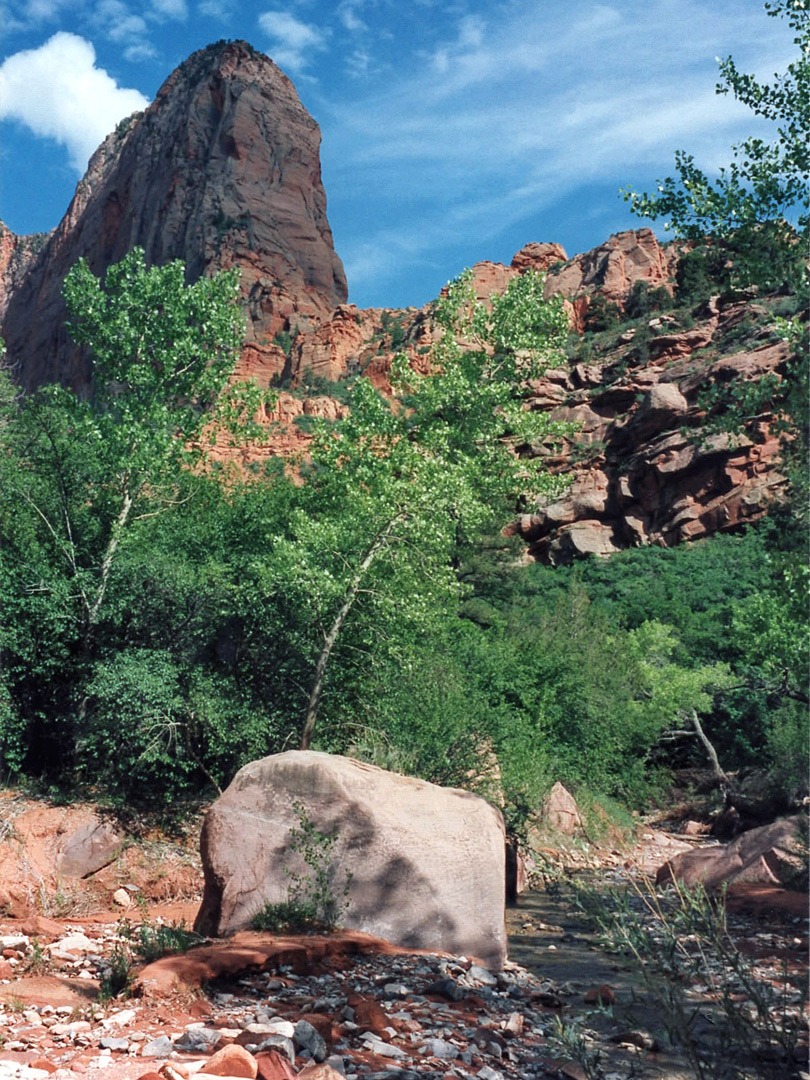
[1,0,76,32]
[258,10,329,74]
[0,32,150,172]
[150,0,187,18]
[338,2,367,33]
[345,47,371,77]
[90,0,157,57]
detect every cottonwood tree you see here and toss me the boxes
[261,270,573,750]
[0,249,263,776]
[623,0,808,291]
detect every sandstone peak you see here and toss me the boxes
[1,39,347,392]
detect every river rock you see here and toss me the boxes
[656,814,806,889]
[194,751,507,969]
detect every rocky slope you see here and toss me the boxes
[0,41,346,394]
[273,229,789,563]
[508,295,790,563]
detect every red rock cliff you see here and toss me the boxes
[1,40,347,393]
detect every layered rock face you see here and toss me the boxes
[541,227,679,306]
[507,296,788,564]
[195,750,508,968]
[1,40,346,393]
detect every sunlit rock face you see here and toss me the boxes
[1,40,347,393]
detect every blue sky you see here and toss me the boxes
[0,1,796,309]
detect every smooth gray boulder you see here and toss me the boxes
[194,751,507,968]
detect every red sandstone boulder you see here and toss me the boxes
[194,751,507,969]
[655,815,806,890]
[542,783,583,836]
[56,818,124,879]
[200,1046,258,1078]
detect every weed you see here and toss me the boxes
[118,917,202,963]
[24,937,46,974]
[98,943,132,1002]
[564,874,808,1080]
[250,801,352,934]
[250,897,321,933]
[546,1014,607,1080]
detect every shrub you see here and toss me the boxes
[624,279,673,320]
[250,801,351,933]
[582,292,621,332]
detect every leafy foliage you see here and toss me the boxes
[250,801,351,932]
[622,0,808,291]
[0,251,268,792]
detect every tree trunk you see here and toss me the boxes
[83,486,134,653]
[299,514,405,751]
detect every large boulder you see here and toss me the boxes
[194,751,507,969]
[541,782,583,836]
[655,815,807,890]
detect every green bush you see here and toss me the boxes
[624,280,674,320]
[250,801,352,933]
[582,292,621,332]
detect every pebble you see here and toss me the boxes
[420,1037,459,1059]
[98,1037,129,1051]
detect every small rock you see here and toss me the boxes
[502,1013,523,1038]
[48,933,97,961]
[255,1050,297,1080]
[199,1045,258,1079]
[611,1029,659,1051]
[584,984,616,1006]
[0,935,29,950]
[102,1008,137,1029]
[142,1036,174,1058]
[294,1021,327,1063]
[476,1068,503,1080]
[466,965,497,987]
[297,1068,346,1080]
[113,889,133,908]
[359,1035,407,1060]
[244,1022,295,1041]
[421,1038,459,1060]
[427,978,466,1002]
[254,1037,296,1064]
[174,1029,222,1054]
[99,1038,129,1052]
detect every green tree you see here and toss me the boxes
[263,269,572,750]
[0,249,265,784]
